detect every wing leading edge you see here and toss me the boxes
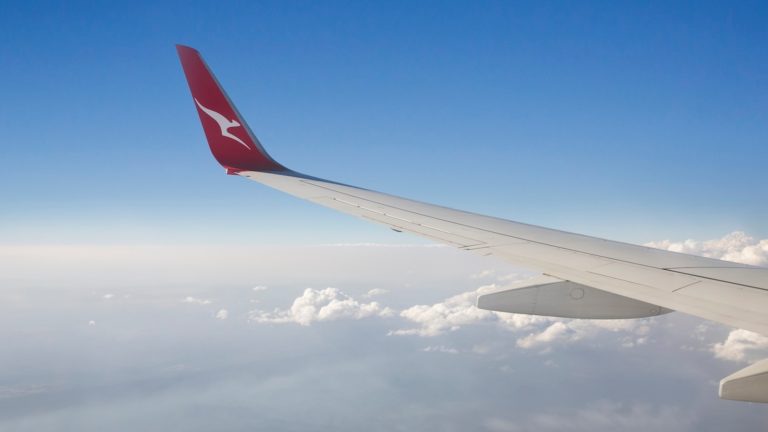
[176,45,768,402]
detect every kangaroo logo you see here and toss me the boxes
[194,99,251,150]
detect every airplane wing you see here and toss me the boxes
[176,45,768,402]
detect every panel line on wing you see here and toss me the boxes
[665,268,768,292]
[298,179,768,292]
[318,196,485,247]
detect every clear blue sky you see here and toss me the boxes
[2,0,767,244]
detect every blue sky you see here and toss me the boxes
[2,0,767,244]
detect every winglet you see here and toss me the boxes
[176,45,286,173]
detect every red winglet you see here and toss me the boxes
[176,45,285,173]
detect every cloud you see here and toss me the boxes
[645,231,768,266]
[422,345,459,354]
[320,243,447,248]
[496,312,554,332]
[249,288,395,326]
[390,282,559,338]
[471,269,496,279]
[252,286,268,292]
[514,319,648,350]
[215,309,229,320]
[363,288,388,298]
[516,322,570,349]
[711,329,768,362]
[391,280,651,352]
[102,294,114,300]
[246,279,647,353]
[87,320,96,326]
[391,286,501,336]
[182,297,211,305]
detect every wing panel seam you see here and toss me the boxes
[302,180,768,292]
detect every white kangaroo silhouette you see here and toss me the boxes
[194,98,251,150]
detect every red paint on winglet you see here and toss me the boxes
[176,45,285,173]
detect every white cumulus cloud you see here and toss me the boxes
[516,322,570,349]
[711,329,768,362]
[249,287,395,326]
[391,280,651,350]
[645,231,768,266]
[364,288,388,298]
[514,319,648,350]
[391,282,557,337]
[391,286,500,336]
[182,296,211,305]
[471,269,496,279]
[422,345,459,354]
[215,309,229,320]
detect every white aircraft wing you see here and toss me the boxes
[177,45,768,402]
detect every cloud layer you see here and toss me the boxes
[243,232,768,363]
[3,235,768,431]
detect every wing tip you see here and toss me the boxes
[175,44,198,53]
[176,45,287,174]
